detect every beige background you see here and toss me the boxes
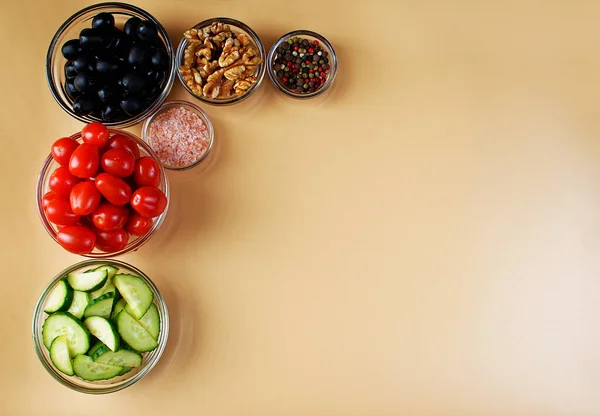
[1,0,599,414]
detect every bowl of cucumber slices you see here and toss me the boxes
[32,259,168,393]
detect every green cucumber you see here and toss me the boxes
[67,269,108,292]
[42,313,90,357]
[113,274,153,320]
[118,367,132,376]
[95,349,142,367]
[116,310,158,352]
[111,298,127,321]
[67,291,90,319]
[84,316,120,351]
[83,292,115,319]
[138,303,160,340]
[89,265,119,300]
[88,342,111,361]
[73,355,122,381]
[49,335,74,376]
[44,280,74,313]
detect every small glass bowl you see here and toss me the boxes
[32,259,169,394]
[267,30,338,99]
[176,17,266,105]
[36,129,169,258]
[46,2,176,127]
[142,101,215,171]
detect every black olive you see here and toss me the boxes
[79,28,107,49]
[97,86,117,103]
[96,58,122,75]
[65,80,80,101]
[101,104,122,121]
[61,39,81,60]
[73,55,93,72]
[65,62,78,79]
[127,46,149,67]
[74,72,93,92]
[92,12,115,30]
[150,48,168,68]
[137,21,158,43]
[122,72,146,93]
[120,96,143,115]
[124,17,142,38]
[73,95,97,116]
[147,69,165,87]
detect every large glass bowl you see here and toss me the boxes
[46,2,176,127]
[32,259,169,394]
[176,17,266,105]
[36,129,170,258]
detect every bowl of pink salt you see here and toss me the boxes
[141,101,214,170]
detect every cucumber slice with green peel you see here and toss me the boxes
[49,335,74,376]
[113,274,154,320]
[118,367,132,376]
[86,264,119,279]
[95,349,143,367]
[44,280,74,313]
[83,292,115,319]
[67,269,108,292]
[111,298,127,321]
[90,280,117,301]
[116,310,158,352]
[67,291,90,319]
[84,316,120,351]
[138,303,160,340]
[73,355,122,381]
[42,313,90,357]
[89,343,111,361]
[87,341,105,356]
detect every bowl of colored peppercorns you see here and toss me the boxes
[267,30,337,98]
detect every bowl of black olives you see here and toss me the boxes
[46,3,176,127]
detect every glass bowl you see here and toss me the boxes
[142,101,215,170]
[46,2,176,127]
[176,17,266,105]
[36,129,170,258]
[267,30,338,99]
[32,259,169,394]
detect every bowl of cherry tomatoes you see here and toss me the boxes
[36,122,169,257]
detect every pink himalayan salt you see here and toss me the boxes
[147,107,210,168]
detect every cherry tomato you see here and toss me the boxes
[49,166,80,198]
[78,215,96,230]
[81,122,109,148]
[41,191,62,211]
[92,202,129,231]
[45,199,80,226]
[69,181,102,216]
[106,134,140,159]
[69,143,99,178]
[134,157,160,188]
[101,148,135,178]
[95,228,129,252]
[51,137,79,166]
[131,187,167,218]
[95,173,132,206]
[125,211,153,236]
[57,225,96,254]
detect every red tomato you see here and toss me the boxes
[81,122,109,148]
[78,215,96,230]
[95,228,129,252]
[106,134,140,159]
[51,137,79,166]
[49,166,80,198]
[57,225,96,254]
[125,211,153,236]
[41,191,62,211]
[134,157,160,188]
[92,203,129,231]
[69,143,99,178]
[95,173,132,206]
[101,148,135,178]
[69,181,102,216]
[45,199,80,226]
[131,187,167,218]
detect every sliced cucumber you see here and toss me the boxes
[89,342,111,361]
[84,316,120,351]
[116,310,158,352]
[113,274,153,320]
[87,341,104,356]
[67,291,90,319]
[73,355,122,381]
[44,280,74,313]
[118,367,132,376]
[67,269,108,292]
[83,292,115,319]
[95,349,142,368]
[89,265,119,300]
[111,298,127,321]
[42,313,90,357]
[138,303,160,340]
[49,335,74,376]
